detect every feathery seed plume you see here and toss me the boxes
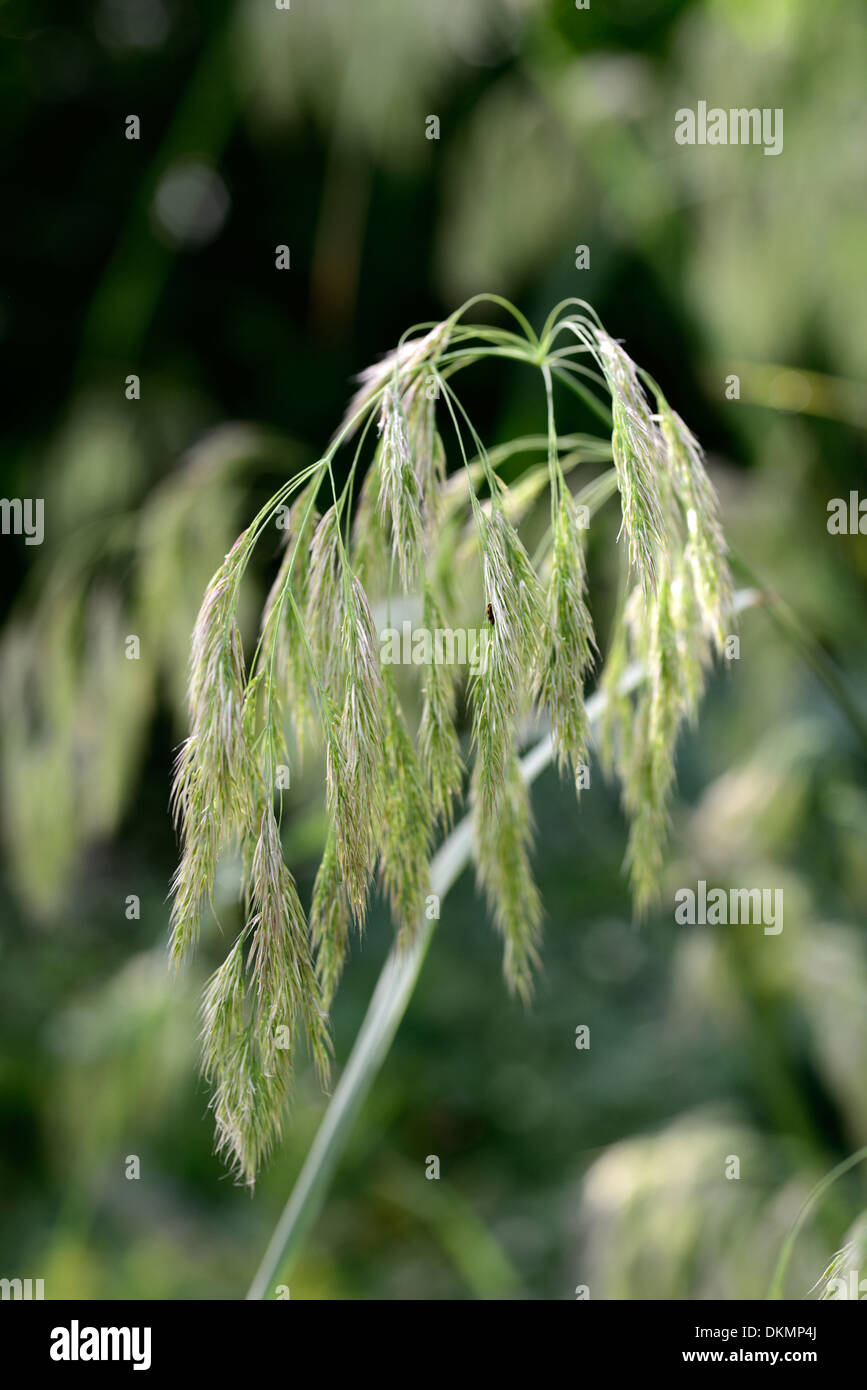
[170,299,735,1184]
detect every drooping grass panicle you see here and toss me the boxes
[350,451,390,593]
[473,751,543,1004]
[405,379,448,537]
[592,329,667,594]
[206,1026,290,1189]
[598,579,642,779]
[258,481,321,763]
[605,546,721,912]
[335,318,451,444]
[245,802,330,1081]
[200,934,246,1084]
[172,517,334,1182]
[418,582,464,828]
[471,503,545,819]
[656,394,733,653]
[375,383,424,592]
[170,297,735,1184]
[621,564,681,913]
[305,505,347,694]
[379,669,434,946]
[533,489,597,788]
[668,551,708,723]
[325,575,387,921]
[310,826,351,1010]
[170,533,258,964]
[201,812,329,1190]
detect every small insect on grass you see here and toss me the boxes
[170,296,733,1186]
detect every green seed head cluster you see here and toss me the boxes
[170,298,733,1182]
[472,504,545,820]
[534,490,596,787]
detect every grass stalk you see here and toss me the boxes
[768,1145,867,1300]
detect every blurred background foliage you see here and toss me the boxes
[1,0,865,1299]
